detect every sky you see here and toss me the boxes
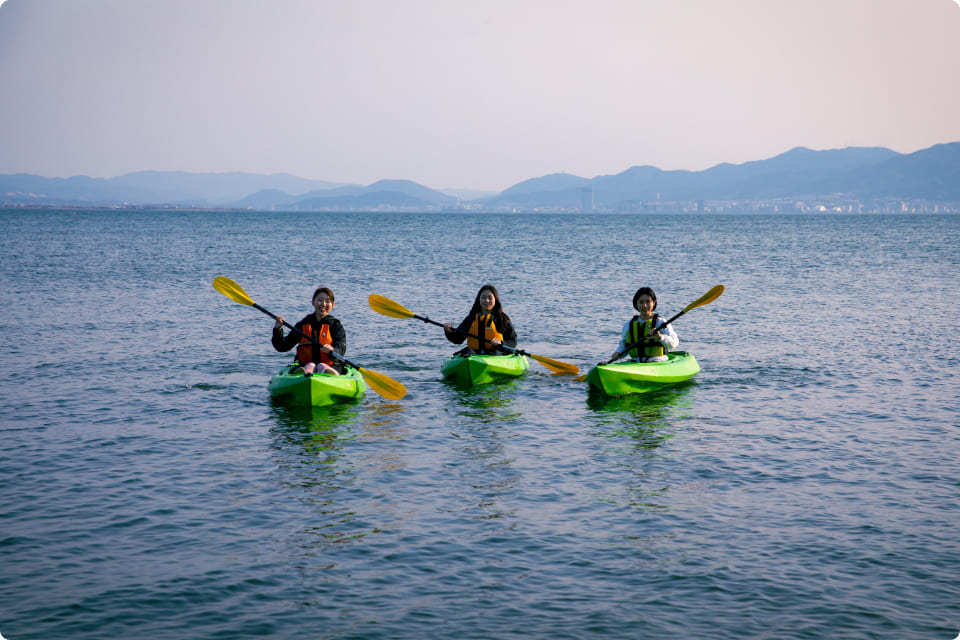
[1,0,959,192]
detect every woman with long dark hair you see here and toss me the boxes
[443,284,517,355]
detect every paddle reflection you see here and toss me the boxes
[354,401,410,475]
[357,401,408,441]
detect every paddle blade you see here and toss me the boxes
[368,294,416,319]
[358,367,407,400]
[530,353,580,375]
[682,284,724,313]
[213,276,255,306]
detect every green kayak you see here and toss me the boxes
[268,364,365,406]
[585,351,700,396]
[440,353,529,386]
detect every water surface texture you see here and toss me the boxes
[1,210,957,639]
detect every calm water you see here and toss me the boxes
[1,209,958,639]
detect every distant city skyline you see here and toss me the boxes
[1,0,959,191]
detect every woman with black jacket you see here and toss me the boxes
[442,284,517,355]
[272,286,346,375]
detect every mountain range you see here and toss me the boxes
[2,142,958,211]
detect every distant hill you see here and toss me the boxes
[2,142,958,211]
[296,190,434,210]
[0,171,348,208]
[482,146,924,209]
[820,143,960,200]
[110,171,347,204]
[499,172,592,196]
[236,179,457,211]
[440,187,498,201]
[233,188,301,210]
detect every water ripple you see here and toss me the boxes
[1,211,958,639]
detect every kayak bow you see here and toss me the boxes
[584,351,700,396]
[440,353,529,386]
[268,364,366,406]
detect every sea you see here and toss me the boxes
[0,209,957,640]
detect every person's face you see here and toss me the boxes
[478,290,496,313]
[635,294,655,320]
[313,292,334,318]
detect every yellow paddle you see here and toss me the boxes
[212,277,407,400]
[573,284,725,381]
[368,294,580,376]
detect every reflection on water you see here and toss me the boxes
[587,383,697,447]
[588,381,696,420]
[444,380,523,523]
[269,403,360,457]
[268,404,371,548]
[356,402,410,477]
[586,383,698,514]
[448,377,524,423]
[269,401,415,551]
[358,401,408,442]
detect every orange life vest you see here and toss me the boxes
[296,323,333,365]
[467,313,504,353]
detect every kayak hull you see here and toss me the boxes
[268,364,365,406]
[441,353,529,386]
[585,351,700,396]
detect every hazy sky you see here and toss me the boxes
[1,0,958,191]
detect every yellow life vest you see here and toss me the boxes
[467,313,504,353]
[296,323,333,365]
[627,315,664,360]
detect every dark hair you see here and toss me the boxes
[470,284,504,315]
[312,287,335,303]
[632,287,657,312]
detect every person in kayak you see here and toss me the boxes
[612,287,679,363]
[272,286,346,376]
[443,284,518,355]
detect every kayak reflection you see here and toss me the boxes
[587,382,698,447]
